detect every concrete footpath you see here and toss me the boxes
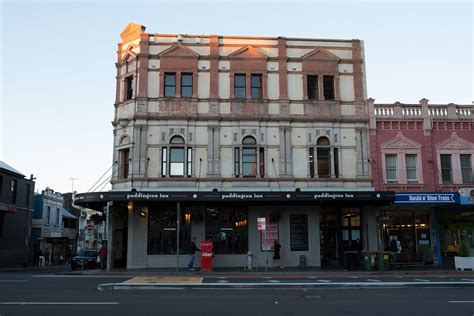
[85,267,474,290]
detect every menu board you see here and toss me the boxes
[290,214,308,251]
[260,214,279,251]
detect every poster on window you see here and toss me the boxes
[260,214,279,251]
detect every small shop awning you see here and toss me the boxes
[62,209,78,219]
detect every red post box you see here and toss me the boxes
[200,240,213,272]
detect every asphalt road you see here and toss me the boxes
[1,271,474,316]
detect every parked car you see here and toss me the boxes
[71,250,98,270]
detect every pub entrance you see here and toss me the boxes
[319,208,361,267]
[111,204,128,268]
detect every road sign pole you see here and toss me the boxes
[264,228,267,272]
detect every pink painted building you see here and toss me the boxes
[368,98,474,266]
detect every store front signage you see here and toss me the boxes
[75,190,394,205]
[395,192,460,204]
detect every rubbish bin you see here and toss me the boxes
[299,255,306,267]
[362,252,373,271]
[376,252,390,271]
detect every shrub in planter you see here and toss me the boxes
[458,243,469,257]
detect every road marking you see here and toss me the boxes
[317,280,331,283]
[367,279,381,282]
[217,280,229,283]
[448,301,474,304]
[414,279,430,282]
[350,276,359,279]
[269,280,280,283]
[462,278,474,282]
[0,302,119,305]
[124,276,203,284]
[0,280,28,283]
[307,277,317,279]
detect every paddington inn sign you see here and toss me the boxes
[74,190,394,204]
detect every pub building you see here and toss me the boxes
[74,24,395,269]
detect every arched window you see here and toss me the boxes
[234,136,264,178]
[309,136,339,178]
[317,137,330,178]
[242,136,257,177]
[162,136,192,177]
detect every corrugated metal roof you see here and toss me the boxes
[0,161,25,177]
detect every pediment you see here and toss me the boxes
[228,45,268,59]
[121,50,137,62]
[158,44,200,58]
[381,133,421,149]
[120,23,145,43]
[436,132,473,150]
[301,49,340,62]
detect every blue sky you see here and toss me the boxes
[1,1,472,193]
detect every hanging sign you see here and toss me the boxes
[257,217,266,231]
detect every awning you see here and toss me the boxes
[74,190,395,210]
[62,209,78,219]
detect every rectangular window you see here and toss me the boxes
[385,154,398,183]
[234,148,240,177]
[334,148,339,178]
[259,147,265,177]
[181,73,193,98]
[205,207,248,254]
[440,154,452,183]
[251,74,262,99]
[47,206,51,225]
[0,175,3,200]
[460,154,472,183]
[56,208,60,226]
[307,75,318,100]
[125,76,134,100]
[164,73,176,97]
[234,74,246,98]
[161,147,167,177]
[290,214,308,251]
[405,154,418,183]
[119,149,130,179]
[242,148,257,177]
[10,179,17,204]
[323,75,335,100]
[317,148,330,178]
[309,148,315,178]
[147,207,191,255]
[170,147,185,176]
[187,147,192,177]
[0,213,4,237]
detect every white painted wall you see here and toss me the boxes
[287,74,303,100]
[339,76,355,102]
[267,74,280,100]
[147,72,159,98]
[198,73,210,98]
[218,73,230,99]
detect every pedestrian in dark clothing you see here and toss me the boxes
[272,240,283,269]
[188,237,200,271]
[98,241,108,270]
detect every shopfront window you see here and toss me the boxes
[382,211,430,256]
[205,208,248,254]
[290,214,308,251]
[147,206,191,255]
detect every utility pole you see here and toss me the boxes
[69,177,78,193]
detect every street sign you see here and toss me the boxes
[257,217,266,231]
[86,224,94,232]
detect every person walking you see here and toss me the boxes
[272,239,283,269]
[188,237,200,271]
[98,241,108,270]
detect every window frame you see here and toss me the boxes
[307,75,318,100]
[323,75,335,100]
[125,76,134,101]
[460,154,473,183]
[161,136,192,178]
[234,74,246,99]
[181,73,193,98]
[250,74,262,99]
[440,154,453,183]
[164,73,177,97]
[405,154,418,183]
[385,154,398,183]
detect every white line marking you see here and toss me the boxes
[269,280,280,283]
[0,302,119,305]
[0,280,28,283]
[414,279,430,282]
[307,277,317,279]
[461,278,474,282]
[217,280,229,283]
[448,301,474,304]
[367,279,381,282]
[317,280,331,283]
